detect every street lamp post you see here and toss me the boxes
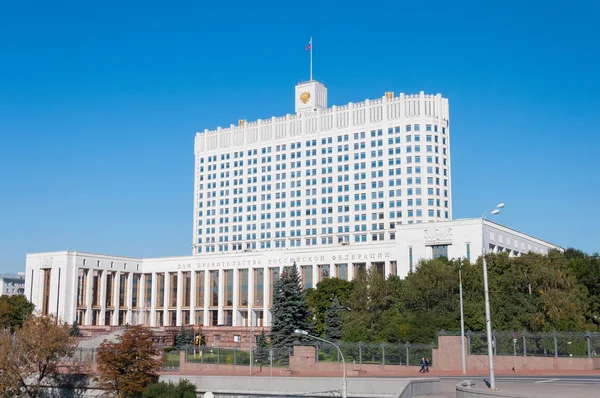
[481,203,504,390]
[294,329,346,398]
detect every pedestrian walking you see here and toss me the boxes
[424,358,430,373]
[419,357,425,373]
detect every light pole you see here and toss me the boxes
[482,203,504,390]
[294,329,346,398]
[459,263,466,375]
[249,308,253,376]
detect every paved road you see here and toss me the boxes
[420,375,600,397]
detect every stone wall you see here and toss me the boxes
[433,336,599,373]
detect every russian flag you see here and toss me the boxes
[306,37,312,52]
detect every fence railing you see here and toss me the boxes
[184,346,292,367]
[450,331,600,358]
[314,341,435,366]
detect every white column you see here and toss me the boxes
[126,273,133,324]
[163,272,170,326]
[176,271,183,326]
[99,270,107,325]
[232,269,239,326]
[112,272,120,326]
[139,274,146,326]
[190,270,197,325]
[311,264,319,288]
[150,272,157,327]
[384,261,391,278]
[248,267,254,327]
[347,262,354,282]
[217,269,224,325]
[262,267,269,326]
[203,271,210,327]
[329,262,336,279]
[85,269,93,326]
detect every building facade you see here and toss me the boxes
[0,273,25,296]
[193,81,452,254]
[24,81,559,328]
[25,218,557,328]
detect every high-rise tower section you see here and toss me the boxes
[193,81,451,255]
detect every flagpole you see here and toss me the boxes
[310,37,313,81]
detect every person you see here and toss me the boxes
[419,357,425,373]
[424,358,430,373]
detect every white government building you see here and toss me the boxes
[25,80,559,328]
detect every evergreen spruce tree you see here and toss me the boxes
[70,320,81,337]
[255,330,269,368]
[174,327,195,351]
[269,263,311,348]
[324,297,343,341]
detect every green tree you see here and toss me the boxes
[95,326,163,398]
[324,297,343,341]
[255,330,269,368]
[269,263,311,348]
[564,248,600,330]
[461,252,590,333]
[142,379,197,398]
[343,268,403,342]
[305,277,352,336]
[70,320,81,337]
[174,327,195,351]
[0,295,35,332]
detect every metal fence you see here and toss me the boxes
[462,331,600,358]
[306,341,435,366]
[184,346,292,367]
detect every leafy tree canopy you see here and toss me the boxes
[95,326,163,398]
[0,314,78,398]
[0,295,35,332]
[305,277,352,336]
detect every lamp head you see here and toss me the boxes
[491,209,500,215]
[294,329,309,336]
[496,203,505,209]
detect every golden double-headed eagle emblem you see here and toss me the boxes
[299,91,311,104]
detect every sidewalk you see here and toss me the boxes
[160,366,600,378]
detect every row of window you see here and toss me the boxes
[199,125,449,163]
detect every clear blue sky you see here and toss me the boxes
[1,1,598,273]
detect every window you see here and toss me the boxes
[432,245,449,259]
[409,247,413,273]
[234,335,241,342]
[466,243,471,262]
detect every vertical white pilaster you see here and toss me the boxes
[139,274,146,326]
[347,262,354,282]
[218,269,224,325]
[163,272,170,326]
[176,271,183,326]
[126,273,133,324]
[262,267,269,327]
[99,271,107,326]
[150,272,157,327]
[329,262,336,279]
[190,270,197,325]
[312,264,319,288]
[232,269,239,326]
[85,269,93,326]
[248,267,254,327]
[203,271,210,327]
[112,272,120,326]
